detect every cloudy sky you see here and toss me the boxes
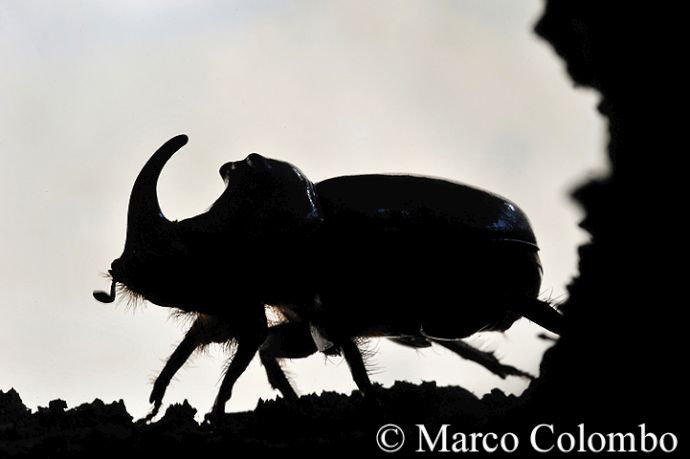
[0,0,605,420]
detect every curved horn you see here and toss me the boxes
[125,134,188,245]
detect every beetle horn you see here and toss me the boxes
[93,135,187,304]
[124,134,188,247]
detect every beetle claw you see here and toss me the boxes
[203,408,225,426]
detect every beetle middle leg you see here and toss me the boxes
[259,321,319,401]
[339,338,376,399]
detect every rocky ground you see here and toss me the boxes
[2,382,520,456]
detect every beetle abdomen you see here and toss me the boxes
[312,175,543,340]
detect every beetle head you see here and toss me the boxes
[94,135,323,305]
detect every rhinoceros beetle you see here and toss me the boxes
[94,135,562,419]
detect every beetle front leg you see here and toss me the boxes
[146,314,235,421]
[146,330,199,421]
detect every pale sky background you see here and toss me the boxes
[0,0,605,420]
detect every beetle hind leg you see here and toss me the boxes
[388,335,532,379]
[507,296,563,335]
[431,339,534,380]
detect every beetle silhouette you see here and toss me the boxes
[94,135,562,419]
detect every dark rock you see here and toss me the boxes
[0,388,30,424]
